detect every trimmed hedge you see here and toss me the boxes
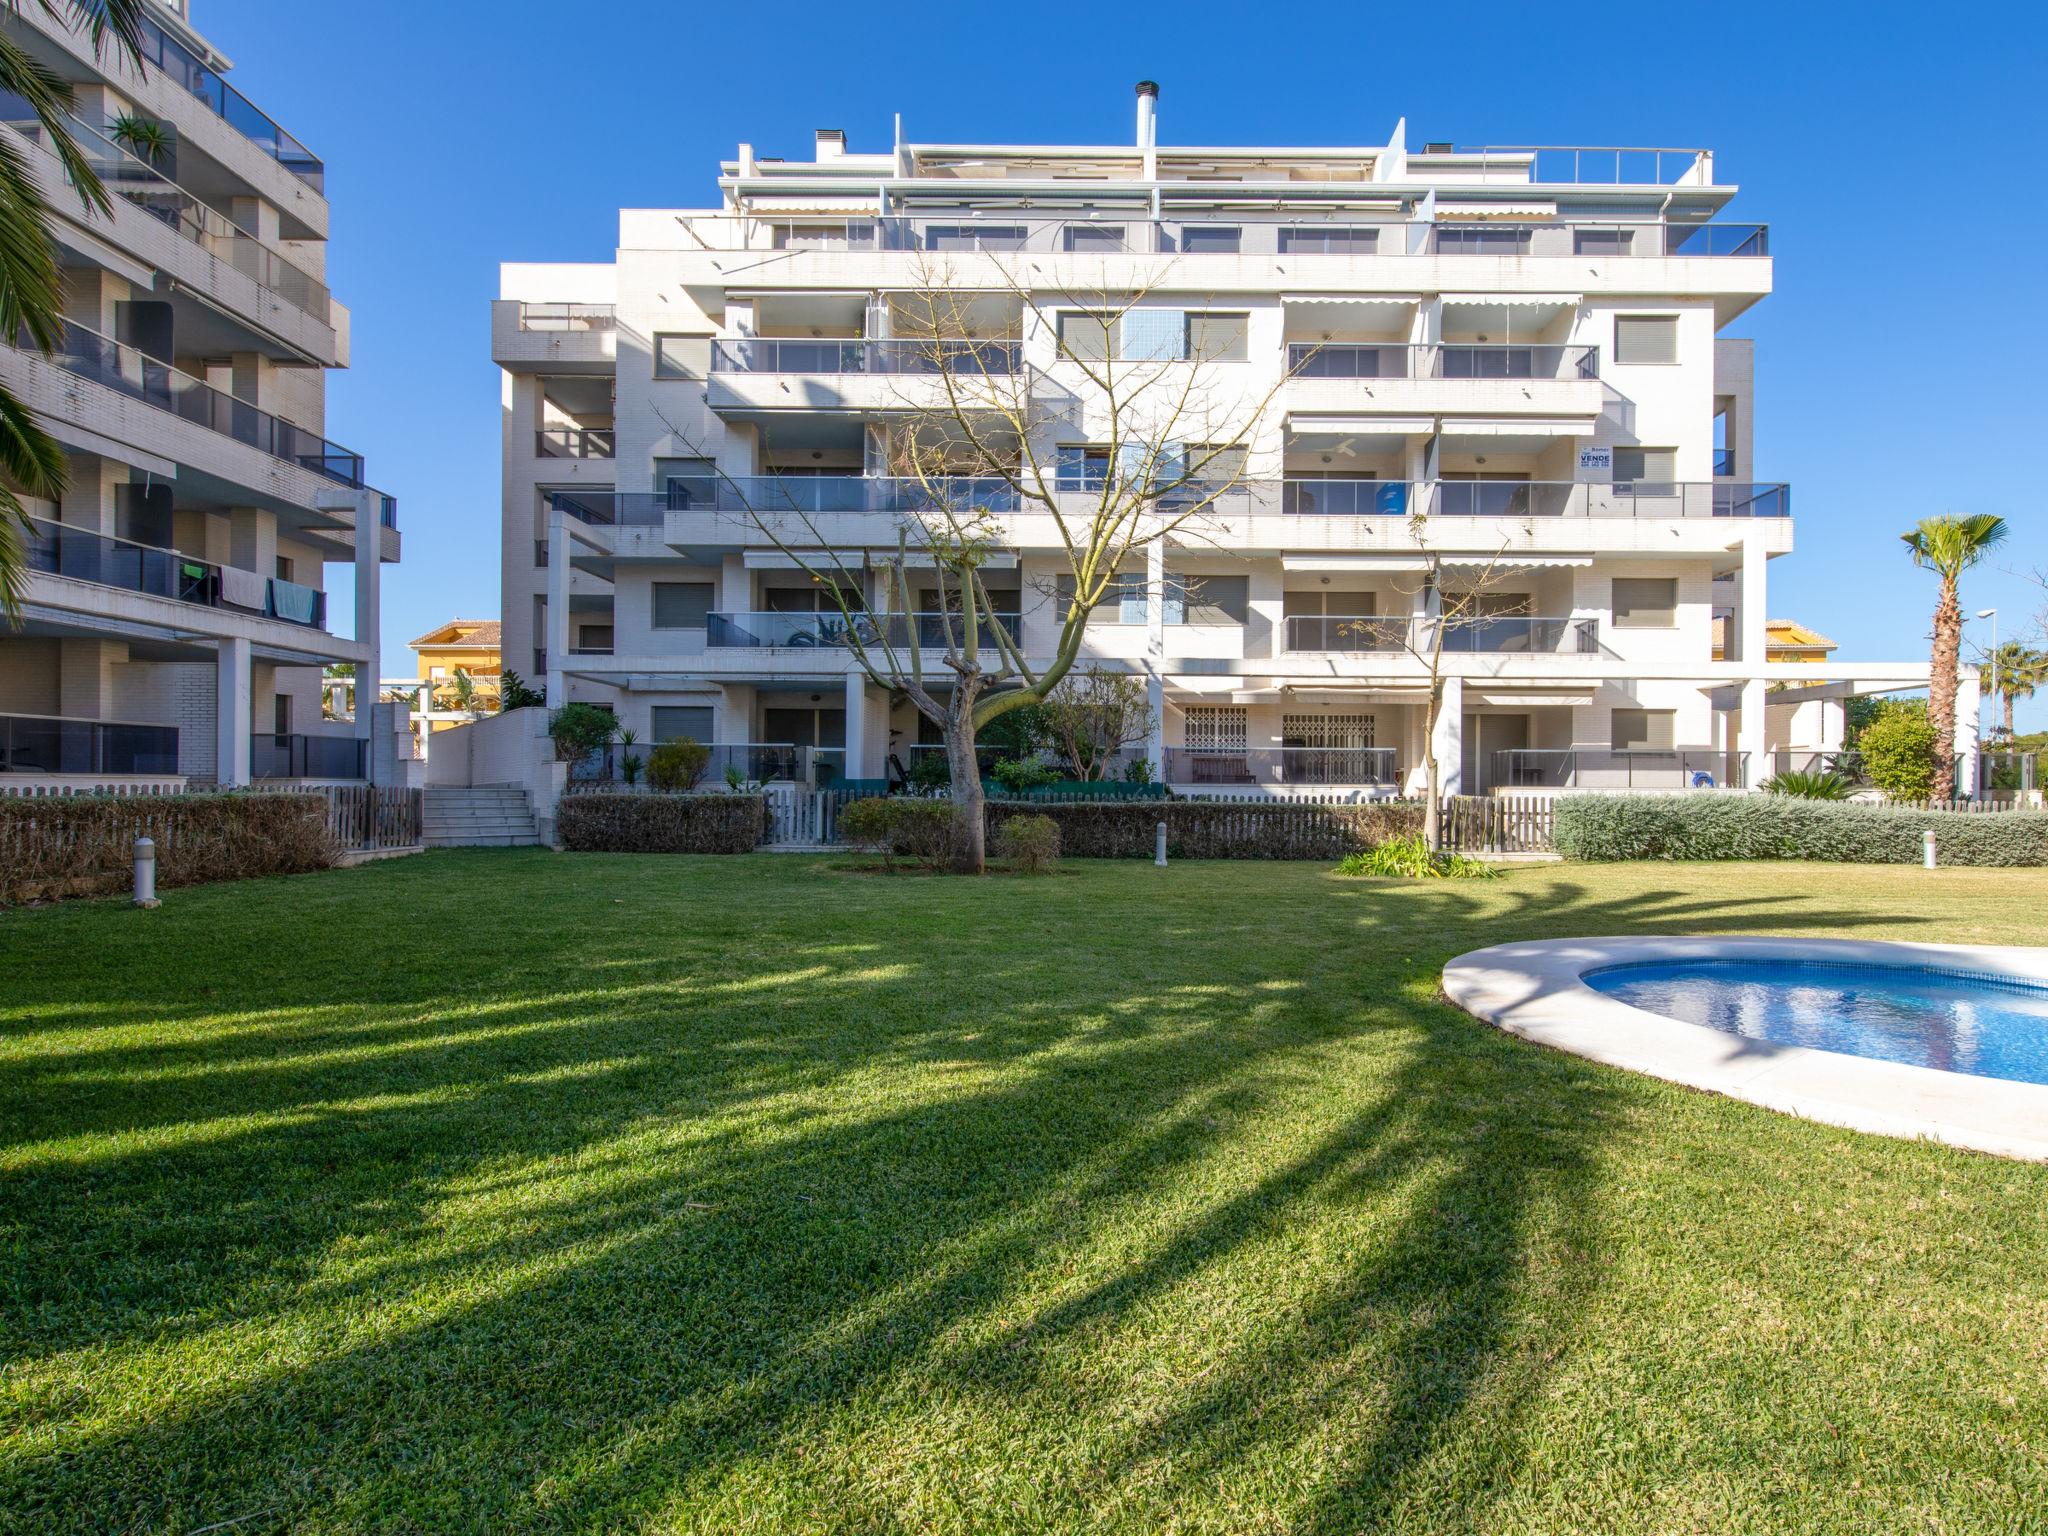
[1552,794,2048,866]
[0,792,336,905]
[986,798,1425,860]
[558,792,765,854]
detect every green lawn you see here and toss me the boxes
[4,853,2047,1534]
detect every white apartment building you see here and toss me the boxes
[0,0,395,789]
[498,88,1952,798]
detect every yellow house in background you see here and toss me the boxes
[1712,617,1838,664]
[409,619,503,730]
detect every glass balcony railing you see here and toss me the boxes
[706,612,1021,650]
[33,319,377,492]
[1281,615,1596,654]
[1162,747,1401,786]
[1,712,178,774]
[132,12,323,190]
[252,734,365,779]
[0,101,329,319]
[709,338,1023,375]
[1287,343,1599,381]
[516,303,615,332]
[23,516,328,628]
[1493,748,1746,790]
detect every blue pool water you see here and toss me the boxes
[1585,960,2048,1086]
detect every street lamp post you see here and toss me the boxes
[1977,608,1998,743]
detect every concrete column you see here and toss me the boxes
[1432,675,1464,798]
[1145,535,1166,779]
[215,636,252,786]
[717,553,750,613]
[1737,677,1768,788]
[1955,675,1982,796]
[58,638,120,720]
[1740,531,1768,668]
[546,506,571,708]
[844,671,869,780]
[229,507,277,581]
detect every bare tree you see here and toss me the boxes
[687,257,1297,872]
[1038,666,1151,781]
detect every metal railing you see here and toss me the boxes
[1282,614,1596,654]
[0,105,329,319]
[709,337,1024,375]
[570,741,805,786]
[26,516,217,606]
[1163,747,1401,786]
[35,319,372,487]
[1288,343,1598,381]
[1442,146,1710,185]
[252,734,365,780]
[1,713,179,774]
[133,11,323,189]
[1493,748,1746,789]
[536,425,615,459]
[707,611,1022,650]
[517,303,615,332]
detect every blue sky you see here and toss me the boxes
[197,0,2046,728]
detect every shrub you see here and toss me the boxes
[646,738,710,792]
[1551,794,2048,866]
[995,814,1061,874]
[991,757,1057,794]
[839,796,957,870]
[1334,832,1497,880]
[0,792,336,905]
[548,702,616,763]
[984,799,1425,859]
[908,751,951,792]
[557,792,764,853]
[497,670,546,712]
[1858,702,1940,799]
[1761,769,1852,800]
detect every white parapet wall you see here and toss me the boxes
[425,707,567,841]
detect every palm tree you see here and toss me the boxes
[1978,640,2045,740]
[0,1,147,618]
[1902,513,2009,798]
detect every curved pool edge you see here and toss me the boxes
[1442,936,2048,1163]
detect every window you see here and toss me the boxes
[1055,445,1112,490]
[1612,447,1677,483]
[1613,315,1678,365]
[1283,712,1375,749]
[274,556,294,582]
[923,225,1025,252]
[763,583,859,614]
[429,665,447,679]
[1574,228,1634,256]
[1611,577,1679,628]
[1279,227,1378,255]
[1176,226,1241,254]
[654,334,712,379]
[774,223,845,250]
[1175,574,1249,625]
[576,624,614,652]
[1185,312,1249,362]
[1056,312,1116,362]
[652,581,714,629]
[1063,224,1126,252]
[1183,706,1246,750]
[656,456,718,509]
[1119,309,1186,361]
[1611,708,1676,751]
[1435,225,1531,254]
[273,694,291,734]
[650,705,714,744]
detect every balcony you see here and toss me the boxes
[708,338,1023,375]
[1,107,330,322]
[706,612,1022,650]
[1493,748,1746,790]
[536,426,615,459]
[1283,480,1790,519]
[252,734,365,780]
[1,713,178,774]
[34,319,378,491]
[133,11,323,190]
[25,517,329,629]
[518,304,615,333]
[1283,615,1597,654]
[1163,747,1401,787]
[1287,344,1598,380]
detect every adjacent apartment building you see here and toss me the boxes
[497,88,1954,797]
[0,0,395,788]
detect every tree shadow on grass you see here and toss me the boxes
[0,859,1945,1531]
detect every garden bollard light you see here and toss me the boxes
[1155,820,1168,867]
[1923,829,1937,870]
[133,837,159,908]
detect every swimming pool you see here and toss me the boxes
[1585,960,2048,1088]
[1441,938,2048,1161]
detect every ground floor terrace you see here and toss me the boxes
[3,852,2045,1532]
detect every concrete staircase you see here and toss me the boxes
[423,786,541,848]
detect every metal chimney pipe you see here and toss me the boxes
[1135,80,1158,148]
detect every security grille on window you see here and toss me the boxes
[652,582,714,629]
[1282,713,1375,748]
[650,705,714,743]
[1610,708,1676,751]
[1613,315,1678,365]
[1612,447,1676,483]
[1182,706,1247,750]
[1611,577,1678,628]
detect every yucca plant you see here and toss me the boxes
[107,110,170,165]
[1761,769,1852,800]
[1335,833,1498,880]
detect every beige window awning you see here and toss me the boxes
[1439,554,1592,568]
[1281,293,1422,307]
[1285,414,1436,436]
[1439,292,1582,308]
[1281,555,1429,573]
[1435,201,1557,219]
